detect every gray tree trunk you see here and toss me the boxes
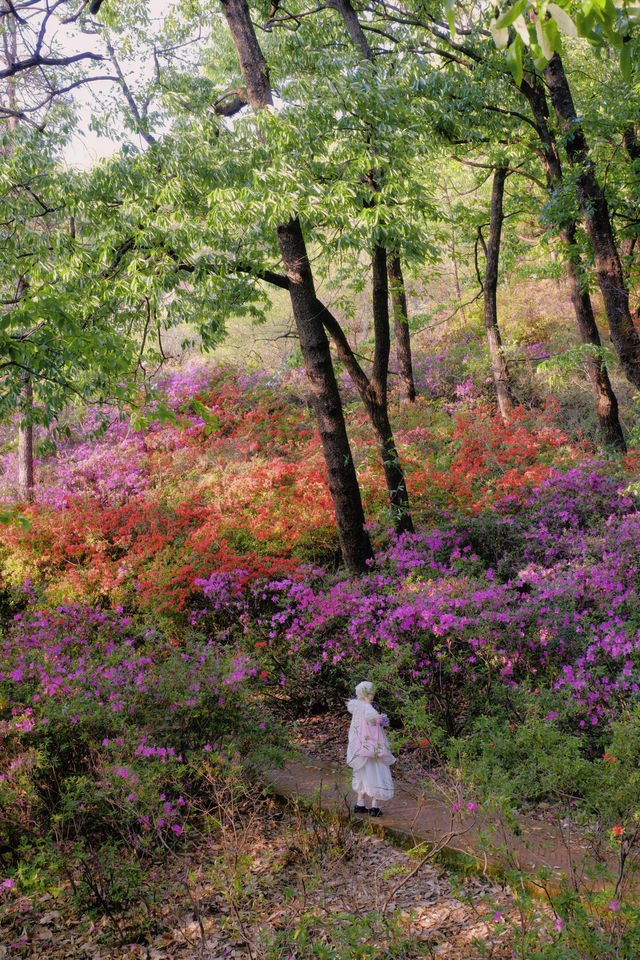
[17,370,34,502]
[387,253,416,404]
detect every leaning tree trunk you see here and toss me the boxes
[483,166,514,421]
[221,0,372,572]
[520,73,626,451]
[544,53,640,390]
[17,369,34,502]
[387,253,416,404]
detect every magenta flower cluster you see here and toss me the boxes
[197,462,640,729]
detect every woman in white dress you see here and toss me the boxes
[346,680,395,817]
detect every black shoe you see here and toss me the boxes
[353,804,369,814]
[369,807,382,818]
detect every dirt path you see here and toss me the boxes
[267,754,629,893]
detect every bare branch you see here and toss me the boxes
[104,35,156,145]
[0,50,105,81]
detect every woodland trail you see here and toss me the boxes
[267,754,637,895]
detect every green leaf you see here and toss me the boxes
[445,0,457,35]
[546,2,579,38]
[490,17,511,47]
[620,39,633,80]
[575,7,597,34]
[505,35,524,84]
[495,0,528,29]
[535,18,555,58]
[513,13,532,43]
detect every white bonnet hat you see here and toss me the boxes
[355,680,373,700]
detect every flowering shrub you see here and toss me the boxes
[0,364,343,616]
[0,360,588,617]
[189,463,640,753]
[0,591,279,873]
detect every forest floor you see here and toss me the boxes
[2,726,629,960]
[0,793,515,960]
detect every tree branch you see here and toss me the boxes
[0,51,105,81]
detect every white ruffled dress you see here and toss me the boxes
[346,698,395,801]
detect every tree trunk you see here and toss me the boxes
[366,245,413,532]
[562,232,626,449]
[326,0,415,531]
[483,166,514,421]
[221,0,372,572]
[276,220,374,567]
[520,74,626,451]
[623,125,640,164]
[387,253,416,404]
[621,127,640,273]
[544,53,640,390]
[17,370,34,502]
[330,0,373,60]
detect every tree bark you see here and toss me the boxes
[367,245,413,531]
[221,0,372,572]
[326,0,415,529]
[387,253,416,404]
[562,231,626,450]
[520,74,626,451]
[544,53,640,390]
[623,125,640,164]
[311,254,414,534]
[620,126,640,270]
[17,369,34,502]
[483,166,514,421]
[330,0,373,60]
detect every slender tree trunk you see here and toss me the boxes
[330,0,372,59]
[4,6,36,495]
[276,221,374,566]
[562,230,626,449]
[387,253,416,404]
[221,0,372,572]
[621,126,640,270]
[520,74,626,451]
[483,166,514,421]
[366,246,413,532]
[327,0,415,530]
[17,370,34,502]
[544,53,640,390]
[315,256,415,535]
[442,181,466,318]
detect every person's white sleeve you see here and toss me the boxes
[364,703,380,725]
